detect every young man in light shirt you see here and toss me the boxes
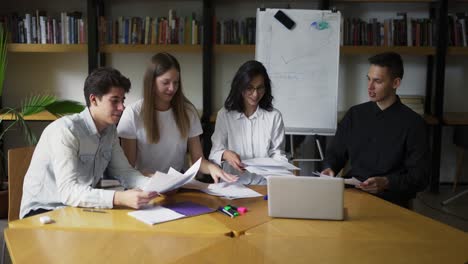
[20,67,158,218]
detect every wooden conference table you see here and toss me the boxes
[5,187,468,263]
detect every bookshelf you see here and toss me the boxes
[340,46,435,55]
[214,44,255,53]
[213,45,436,55]
[0,1,90,150]
[443,112,468,125]
[447,47,468,55]
[444,1,468,125]
[7,44,87,53]
[334,0,435,2]
[0,110,57,121]
[100,44,202,53]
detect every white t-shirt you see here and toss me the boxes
[117,99,203,173]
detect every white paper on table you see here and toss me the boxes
[245,166,293,176]
[128,206,185,225]
[142,158,202,193]
[242,157,300,170]
[182,179,262,199]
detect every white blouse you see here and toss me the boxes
[209,107,287,184]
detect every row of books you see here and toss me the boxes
[2,11,467,48]
[400,95,424,115]
[0,11,86,44]
[215,18,256,45]
[98,10,202,45]
[341,15,437,47]
[448,13,468,47]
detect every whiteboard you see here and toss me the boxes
[256,9,341,135]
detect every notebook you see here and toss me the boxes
[267,176,344,220]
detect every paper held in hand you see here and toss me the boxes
[142,158,202,193]
[315,172,362,187]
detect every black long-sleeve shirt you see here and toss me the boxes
[324,99,429,204]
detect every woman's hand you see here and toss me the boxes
[222,150,245,173]
[208,163,238,183]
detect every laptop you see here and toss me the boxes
[267,176,344,220]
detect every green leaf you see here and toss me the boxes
[21,94,57,116]
[0,107,37,145]
[45,100,85,116]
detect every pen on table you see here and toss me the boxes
[83,208,107,213]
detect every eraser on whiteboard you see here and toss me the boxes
[39,215,53,224]
[274,10,296,30]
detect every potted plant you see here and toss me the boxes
[0,25,84,218]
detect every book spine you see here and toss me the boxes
[25,14,32,44]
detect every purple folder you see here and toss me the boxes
[163,202,214,217]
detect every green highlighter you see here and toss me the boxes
[224,205,239,217]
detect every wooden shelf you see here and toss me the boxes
[7,44,87,53]
[0,110,58,121]
[340,46,435,55]
[443,112,468,125]
[423,114,439,125]
[334,0,435,2]
[214,45,255,53]
[100,44,202,53]
[210,45,435,55]
[447,47,468,56]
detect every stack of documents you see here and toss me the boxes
[182,180,263,200]
[142,158,202,193]
[242,157,299,177]
[128,201,214,225]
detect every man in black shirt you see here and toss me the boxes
[322,52,429,207]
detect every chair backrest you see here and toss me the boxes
[8,146,35,222]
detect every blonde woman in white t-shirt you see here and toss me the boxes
[118,52,237,183]
[209,60,287,185]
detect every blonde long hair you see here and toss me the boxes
[142,52,195,143]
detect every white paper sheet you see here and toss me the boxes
[182,179,263,199]
[344,177,362,187]
[128,206,185,225]
[315,172,362,187]
[242,157,300,170]
[245,166,293,176]
[142,158,202,193]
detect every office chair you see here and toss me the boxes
[1,146,35,264]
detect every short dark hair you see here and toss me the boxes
[83,67,131,107]
[368,52,404,80]
[224,60,273,112]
